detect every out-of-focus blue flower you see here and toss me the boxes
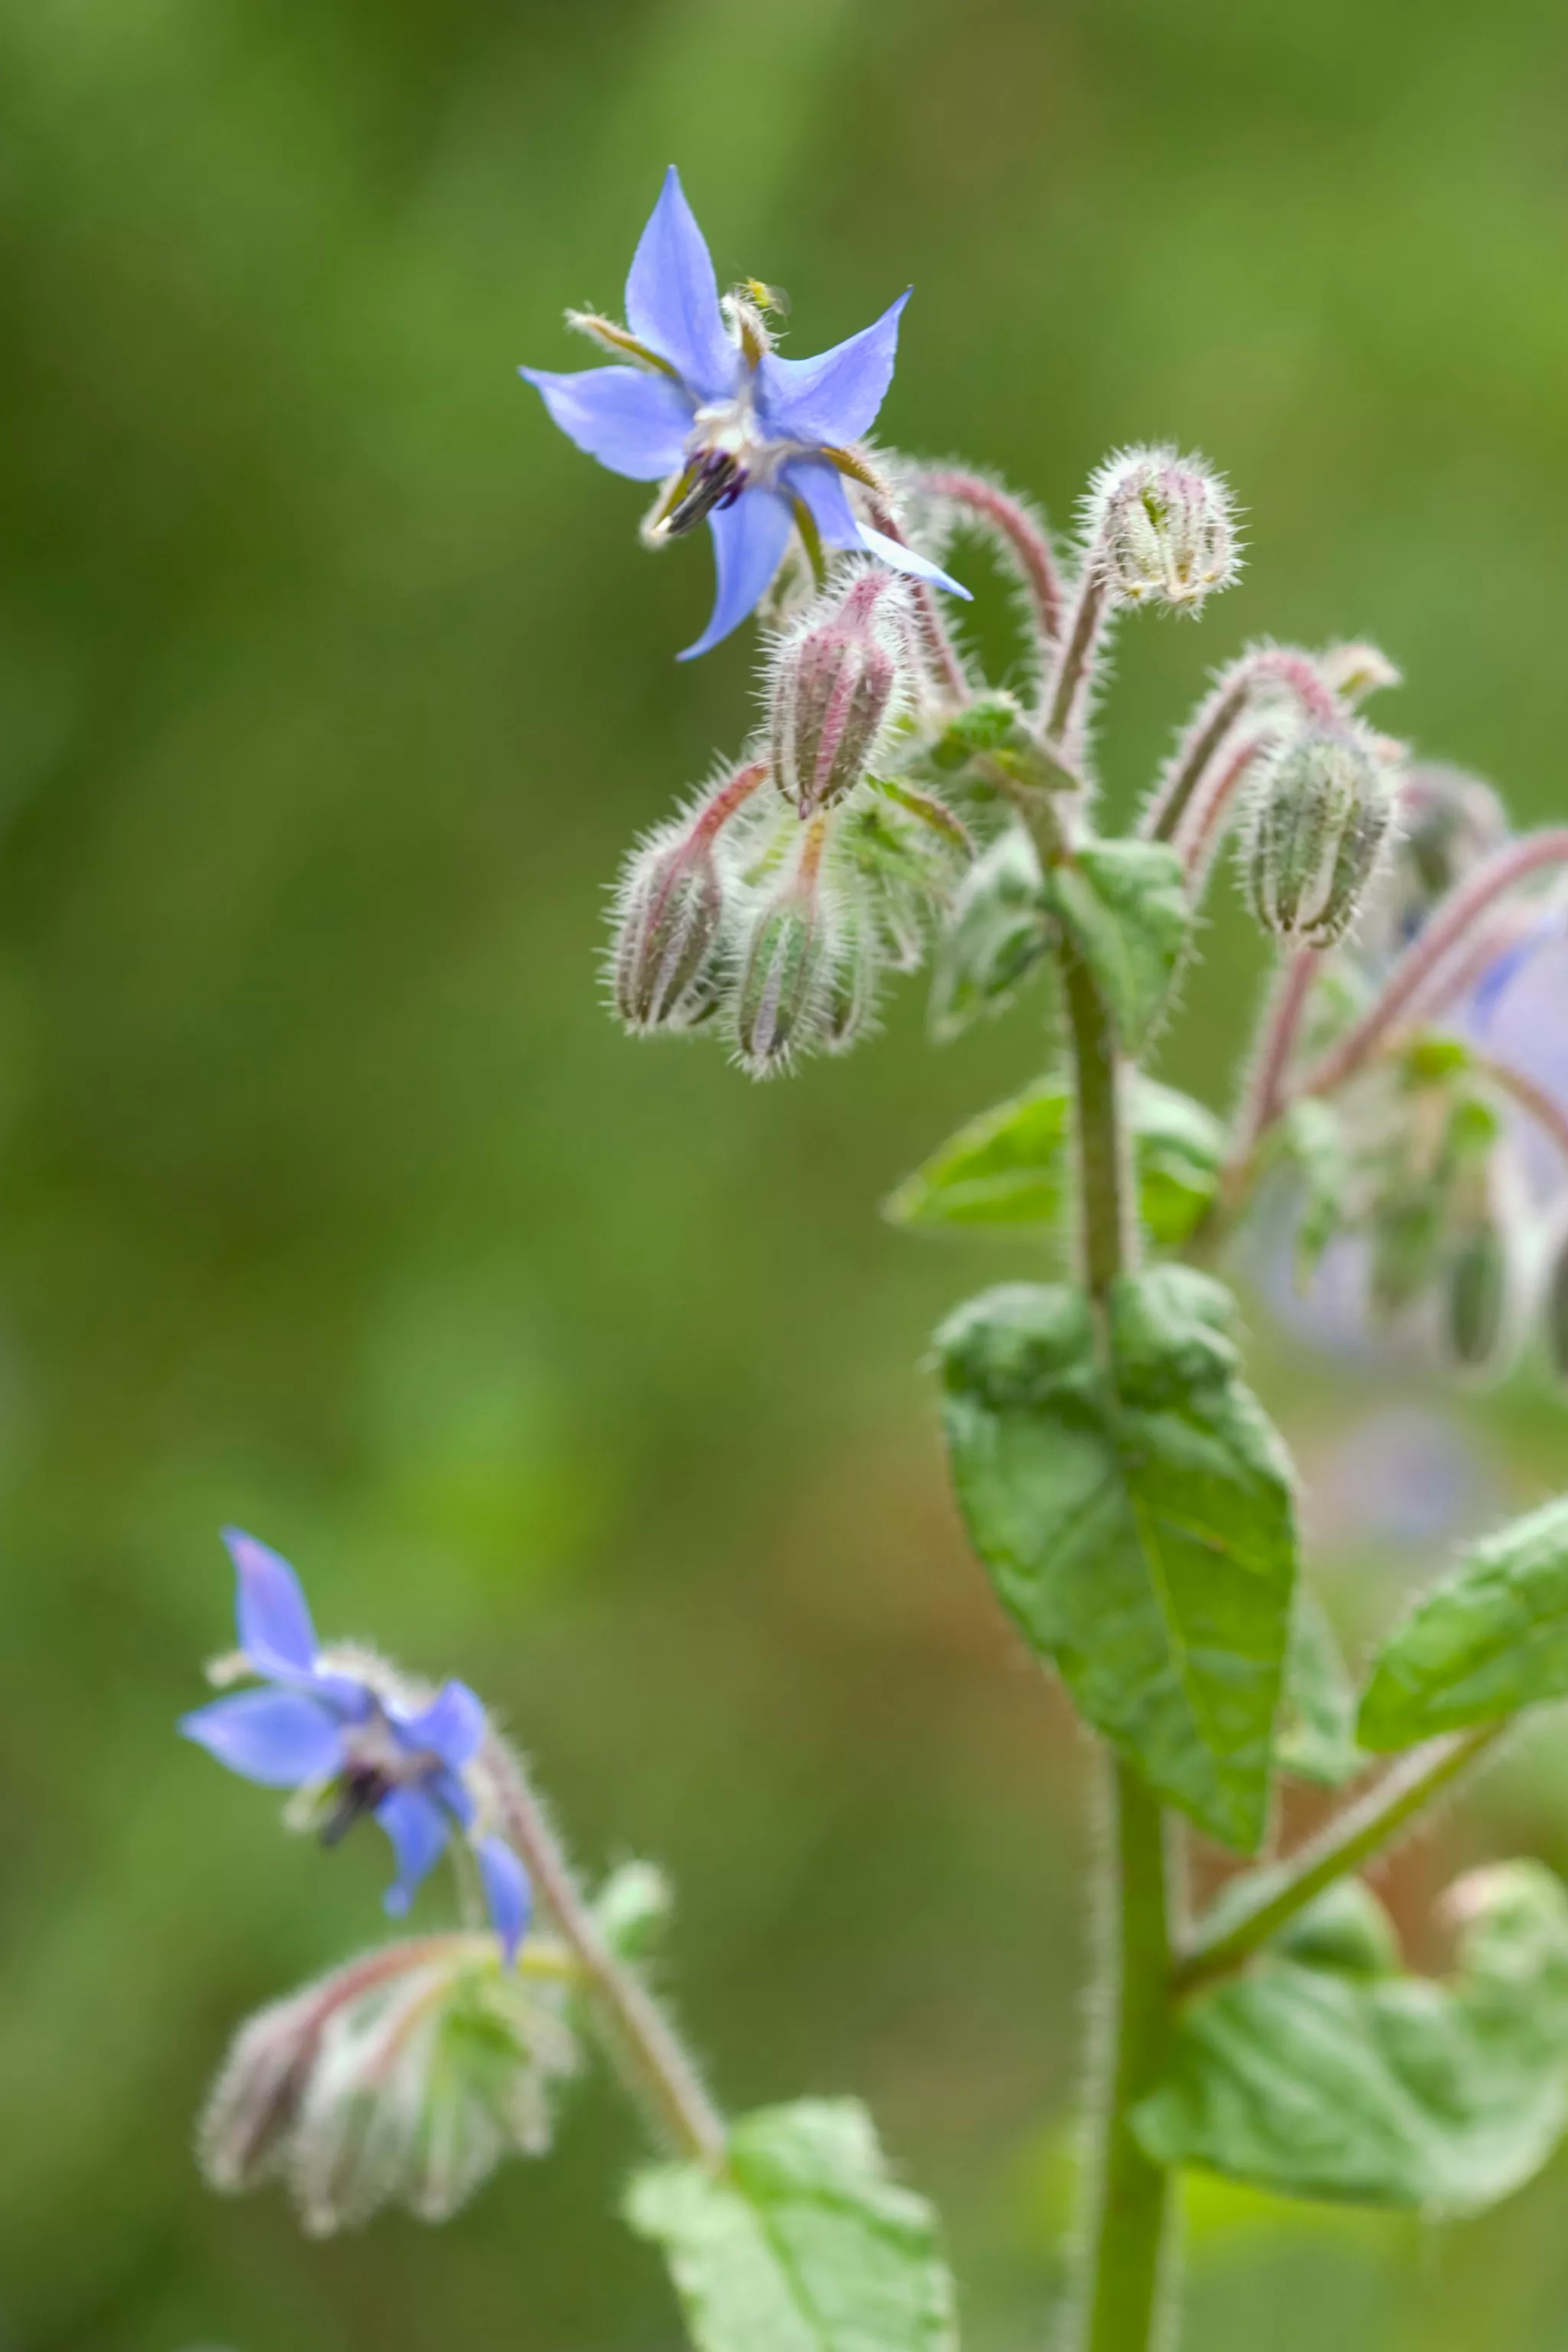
[520,165,969,658]
[181,1530,531,1962]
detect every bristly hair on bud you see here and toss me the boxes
[200,1935,579,2236]
[767,567,914,819]
[731,813,842,1078]
[609,762,766,1033]
[1086,445,1240,613]
[1239,722,1399,948]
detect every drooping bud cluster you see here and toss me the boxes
[201,1935,579,2234]
[1240,724,1398,947]
[606,567,985,1078]
[1086,446,1240,612]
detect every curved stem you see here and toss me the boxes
[1044,570,1111,760]
[1174,1726,1503,1992]
[1468,1048,1568,1169]
[864,496,969,706]
[1227,949,1320,1178]
[1142,649,1338,848]
[915,467,1066,646]
[485,1739,727,2165]
[1297,831,1568,1102]
[1173,730,1272,886]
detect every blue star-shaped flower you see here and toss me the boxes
[180,1530,531,1962]
[521,166,969,658]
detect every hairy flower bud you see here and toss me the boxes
[1089,446,1239,611]
[733,818,837,1076]
[1241,725,1396,947]
[201,1936,578,2235]
[611,765,765,1032]
[769,572,909,817]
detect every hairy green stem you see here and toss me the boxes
[1062,939,1175,2352]
[1174,1723,1504,1991]
[486,1738,727,2165]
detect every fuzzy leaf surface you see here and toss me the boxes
[1277,1587,1364,1786]
[937,1264,1298,1851]
[1135,1864,1568,2213]
[626,2099,957,2352]
[1358,1496,1568,1749]
[1043,839,1189,1053]
[886,1076,1222,1245]
[925,828,1054,1042]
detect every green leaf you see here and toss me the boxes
[1276,1588,1364,1787]
[1135,1081,1228,1246]
[926,828,1054,1043]
[885,1076,1223,1246]
[1357,1495,1568,1750]
[1134,1864,1568,2214]
[936,1264,1298,1851]
[625,2099,957,2352]
[1043,840,1190,1054]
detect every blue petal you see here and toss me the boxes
[223,1528,318,1676]
[430,1765,475,1830]
[475,1834,532,1966]
[518,364,694,482]
[180,1688,344,1786]
[783,462,972,599]
[392,1679,485,1772]
[677,488,795,662]
[757,292,909,446]
[623,166,737,406]
[377,1785,452,1916]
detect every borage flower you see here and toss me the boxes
[521,165,969,658]
[180,1530,531,1962]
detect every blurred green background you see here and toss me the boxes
[5,0,1568,2344]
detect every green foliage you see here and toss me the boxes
[885,1075,1223,1243]
[1358,1496,1568,1749]
[925,828,1054,1041]
[1135,1864,1568,2215]
[936,1265,1298,1851]
[1276,1589,1364,1787]
[1041,841,1189,1054]
[626,2100,957,2352]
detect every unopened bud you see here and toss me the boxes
[822,893,884,1054]
[1242,725,1396,947]
[769,573,907,817]
[1316,640,1403,705]
[201,1937,579,2235]
[733,820,835,1076]
[1446,1216,1510,1371]
[611,766,764,1032]
[1089,446,1239,611]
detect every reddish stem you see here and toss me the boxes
[1175,729,1273,884]
[864,498,969,705]
[916,467,1066,645]
[1298,831,1568,1100]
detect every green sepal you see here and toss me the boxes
[1042,839,1190,1054]
[926,827,1055,1042]
[913,690,1070,796]
[1276,1587,1364,1787]
[936,1264,1298,1852]
[1135,1863,1568,2214]
[1357,1494,1568,1749]
[885,1075,1223,1247]
[625,2099,957,2352]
